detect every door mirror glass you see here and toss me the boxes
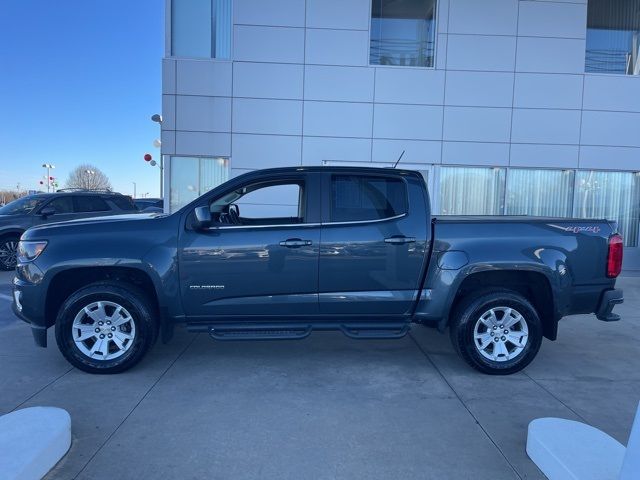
[193,206,212,230]
[40,206,55,218]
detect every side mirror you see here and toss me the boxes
[40,207,55,218]
[193,206,212,230]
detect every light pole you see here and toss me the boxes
[151,114,163,198]
[42,164,55,193]
[132,182,137,199]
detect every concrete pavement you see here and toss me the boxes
[0,273,638,479]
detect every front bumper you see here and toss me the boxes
[12,276,48,347]
[595,288,624,322]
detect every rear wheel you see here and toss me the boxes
[449,290,543,375]
[0,235,20,271]
[55,282,158,374]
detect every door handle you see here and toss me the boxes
[279,238,312,248]
[384,236,416,245]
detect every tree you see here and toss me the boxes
[65,164,112,191]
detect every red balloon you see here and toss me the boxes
[144,153,152,162]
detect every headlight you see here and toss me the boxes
[17,241,48,262]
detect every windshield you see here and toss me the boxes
[0,196,46,215]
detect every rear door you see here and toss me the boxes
[73,195,114,218]
[319,172,429,316]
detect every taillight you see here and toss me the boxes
[607,234,623,278]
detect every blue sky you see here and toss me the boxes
[0,0,164,197]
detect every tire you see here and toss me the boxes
[55,282,158,374]
[0,235,20,271]
[449,289,543,375]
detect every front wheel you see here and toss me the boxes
[0,235,20,271]
[449,290,543,375]
[55,282,158,374]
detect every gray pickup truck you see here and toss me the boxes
[12,166,624,375]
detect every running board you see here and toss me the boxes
[186,322,411,341]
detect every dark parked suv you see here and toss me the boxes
[0,190,136,270]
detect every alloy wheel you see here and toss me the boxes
[0,240,18,269]
[473,306,529,362]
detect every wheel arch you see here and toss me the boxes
[446,269,558,340]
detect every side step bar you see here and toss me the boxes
[186,322,411,341]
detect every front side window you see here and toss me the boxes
[586,0,640,75]
[0,196,45,215]
[331,175,408,222]
[574,171,640,246]
[170,156,229,212]
[439,167,505,215]
[46,197,74,214]
[370,0,437,67]
[506,169,575,217]
[171,0,232,58]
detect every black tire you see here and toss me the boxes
[55,282,158,374]
[449,289,543,375]
[0,235,20,271]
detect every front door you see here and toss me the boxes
[318,172,429,317]
[179,173,321,319]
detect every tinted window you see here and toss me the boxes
[331,175,407,222]
[46,197,74,214]
[0,196,46,215]
[111,196,137,211]
[74,196,110,213]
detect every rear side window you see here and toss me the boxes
[331,175,408,222]
[46,197,74,214]
[110,196,137,211]
[74,196,110,213]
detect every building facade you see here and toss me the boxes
[161,0,640,267]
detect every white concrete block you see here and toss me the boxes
[0,407,71,480]
[583,74,640,112]
[232,98,302,135]
[579,146,640,171]
[445,71,514,107]
[372,139,442,165]
[526,417,625,480]
[374,104,443,141]
[303,101,373,138]
[175,96,232,132]
[305,66,374,102]
[302,136,371,164]
[511,109,581,145]
[581,111,640,148]
[374,68,445,105]
[175,132,231,157]
[305,29,368,66]
[233,62,303,99]
[511,144,579,168]
[306,0,369,30]
[232,134,301,169]
[449,0,518,36]
[442,141,510,166]
[516,37,586,74]
[518,1,587,39]
[443,107,512,143]
[514,73,583,110]
[446,34,516,72]
[233,0,305,27]
[176,59,232,97]
[234,25,304,63]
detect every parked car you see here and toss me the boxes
[134,198,163,213]
[12,167,623,374]
[0,190,136,270]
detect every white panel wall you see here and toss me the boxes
[176,60,232,97]
[301,137,371,165]
[306,0,369,30]
[442,142,510,166]
[233,26,304,63]
[232,134,301,169]
[233,0,305,27]
[510,144,579,168]
[232,98,302,135]
[448,0,518,36]
[445,71,514,107]
[446,35,517,71]
[305,66,374,102]
[305,29,368,66]
[443,107,512,143]
[581,111,640,148]
[372,139,442,165]
[583,75,640,112]
[373,104,443,141]
[374,69,445,105]
[175,132,231,156]
[233,62,303,99]
[511,109,581,145]
[516,37,586,73]
[518,1,587,38]
[175,96,231,132]
[513,73,583,109]
[303,101,373,138]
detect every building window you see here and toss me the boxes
[439,167,505,215]
[586,0,640,75]
[370,0,437,67]
[506,169,575,217]
[171,0,232,58]
[169,156,229,212]
[574,171,640,246]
